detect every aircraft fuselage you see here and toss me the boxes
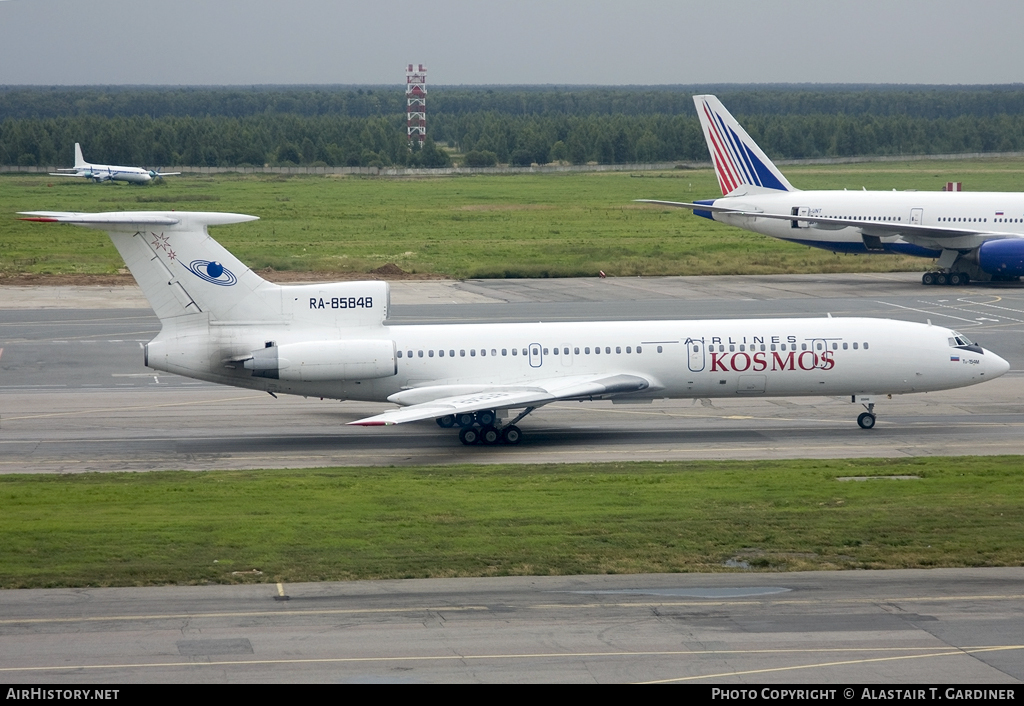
[145,315,1004,405]
[700,190,1024,256]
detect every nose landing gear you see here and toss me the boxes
[854,397,877,429]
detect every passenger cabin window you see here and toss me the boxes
[397,350,403,358]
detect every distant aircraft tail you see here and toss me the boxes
[693,95,795,196]
[73,143,88,169]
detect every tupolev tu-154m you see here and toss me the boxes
[22,210,1010,444]
[640,95,1024,286]
[49,143,180,184]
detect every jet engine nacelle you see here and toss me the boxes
[977,239,1024,277]
[244,339,396,381]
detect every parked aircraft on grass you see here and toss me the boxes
[639,95,1024,286]
[49,143,180,184]
[21,210,1010,444]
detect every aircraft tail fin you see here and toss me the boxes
[19,211,276,323]
[73,143,88,169]
[693,95,795,196]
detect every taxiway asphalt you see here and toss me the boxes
[1,568,1022,683]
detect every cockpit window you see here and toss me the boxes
[949,331,974,347]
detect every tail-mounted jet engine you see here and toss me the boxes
[244,340,396,381]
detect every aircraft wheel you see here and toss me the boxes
[456,413,476,428]
[459,427,481,445]
[936,273,948,286]
[949,272,964,286]
[480,425,501,445]
[857,412,876,430]
[436,415,456,428]
[476,409,497,426]
[501,425,522,445]
[922,272,935,286]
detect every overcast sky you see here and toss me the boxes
[2,0,1023,86]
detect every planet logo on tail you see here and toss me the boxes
[188,260,237,286]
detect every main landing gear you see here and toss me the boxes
[922,271,970,286]
[436,407,535,446]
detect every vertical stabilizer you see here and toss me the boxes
[19,211,279,323]
[73,143,88,169]
[693,95,795,196]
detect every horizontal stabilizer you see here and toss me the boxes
[19,211,256,228]
[20,211,181,226]
[635,199,744,212]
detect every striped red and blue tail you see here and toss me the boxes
[694,95,795,196]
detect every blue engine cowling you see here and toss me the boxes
[978,239,1024,277]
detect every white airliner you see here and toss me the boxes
[640,95,1024,286]
[21,210,1010,443]
[49,143,180,184]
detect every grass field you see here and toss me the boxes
[5,157,1024,279]
[2,457,1022,589]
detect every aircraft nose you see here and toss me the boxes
[983,348,1011,378]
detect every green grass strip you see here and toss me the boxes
[2,456,1022,588]
[7,158,1024,278]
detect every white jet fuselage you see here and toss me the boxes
[704,190,1024,256]
[146,314,1004,404]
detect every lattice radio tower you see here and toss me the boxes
[406,64,427,147]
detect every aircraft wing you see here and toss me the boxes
[636,199,1021,250]
[348,373,654,426]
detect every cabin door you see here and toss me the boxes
[686,338,705,372]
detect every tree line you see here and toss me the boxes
[4,87,1024,168]
[7,85,1024,120]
